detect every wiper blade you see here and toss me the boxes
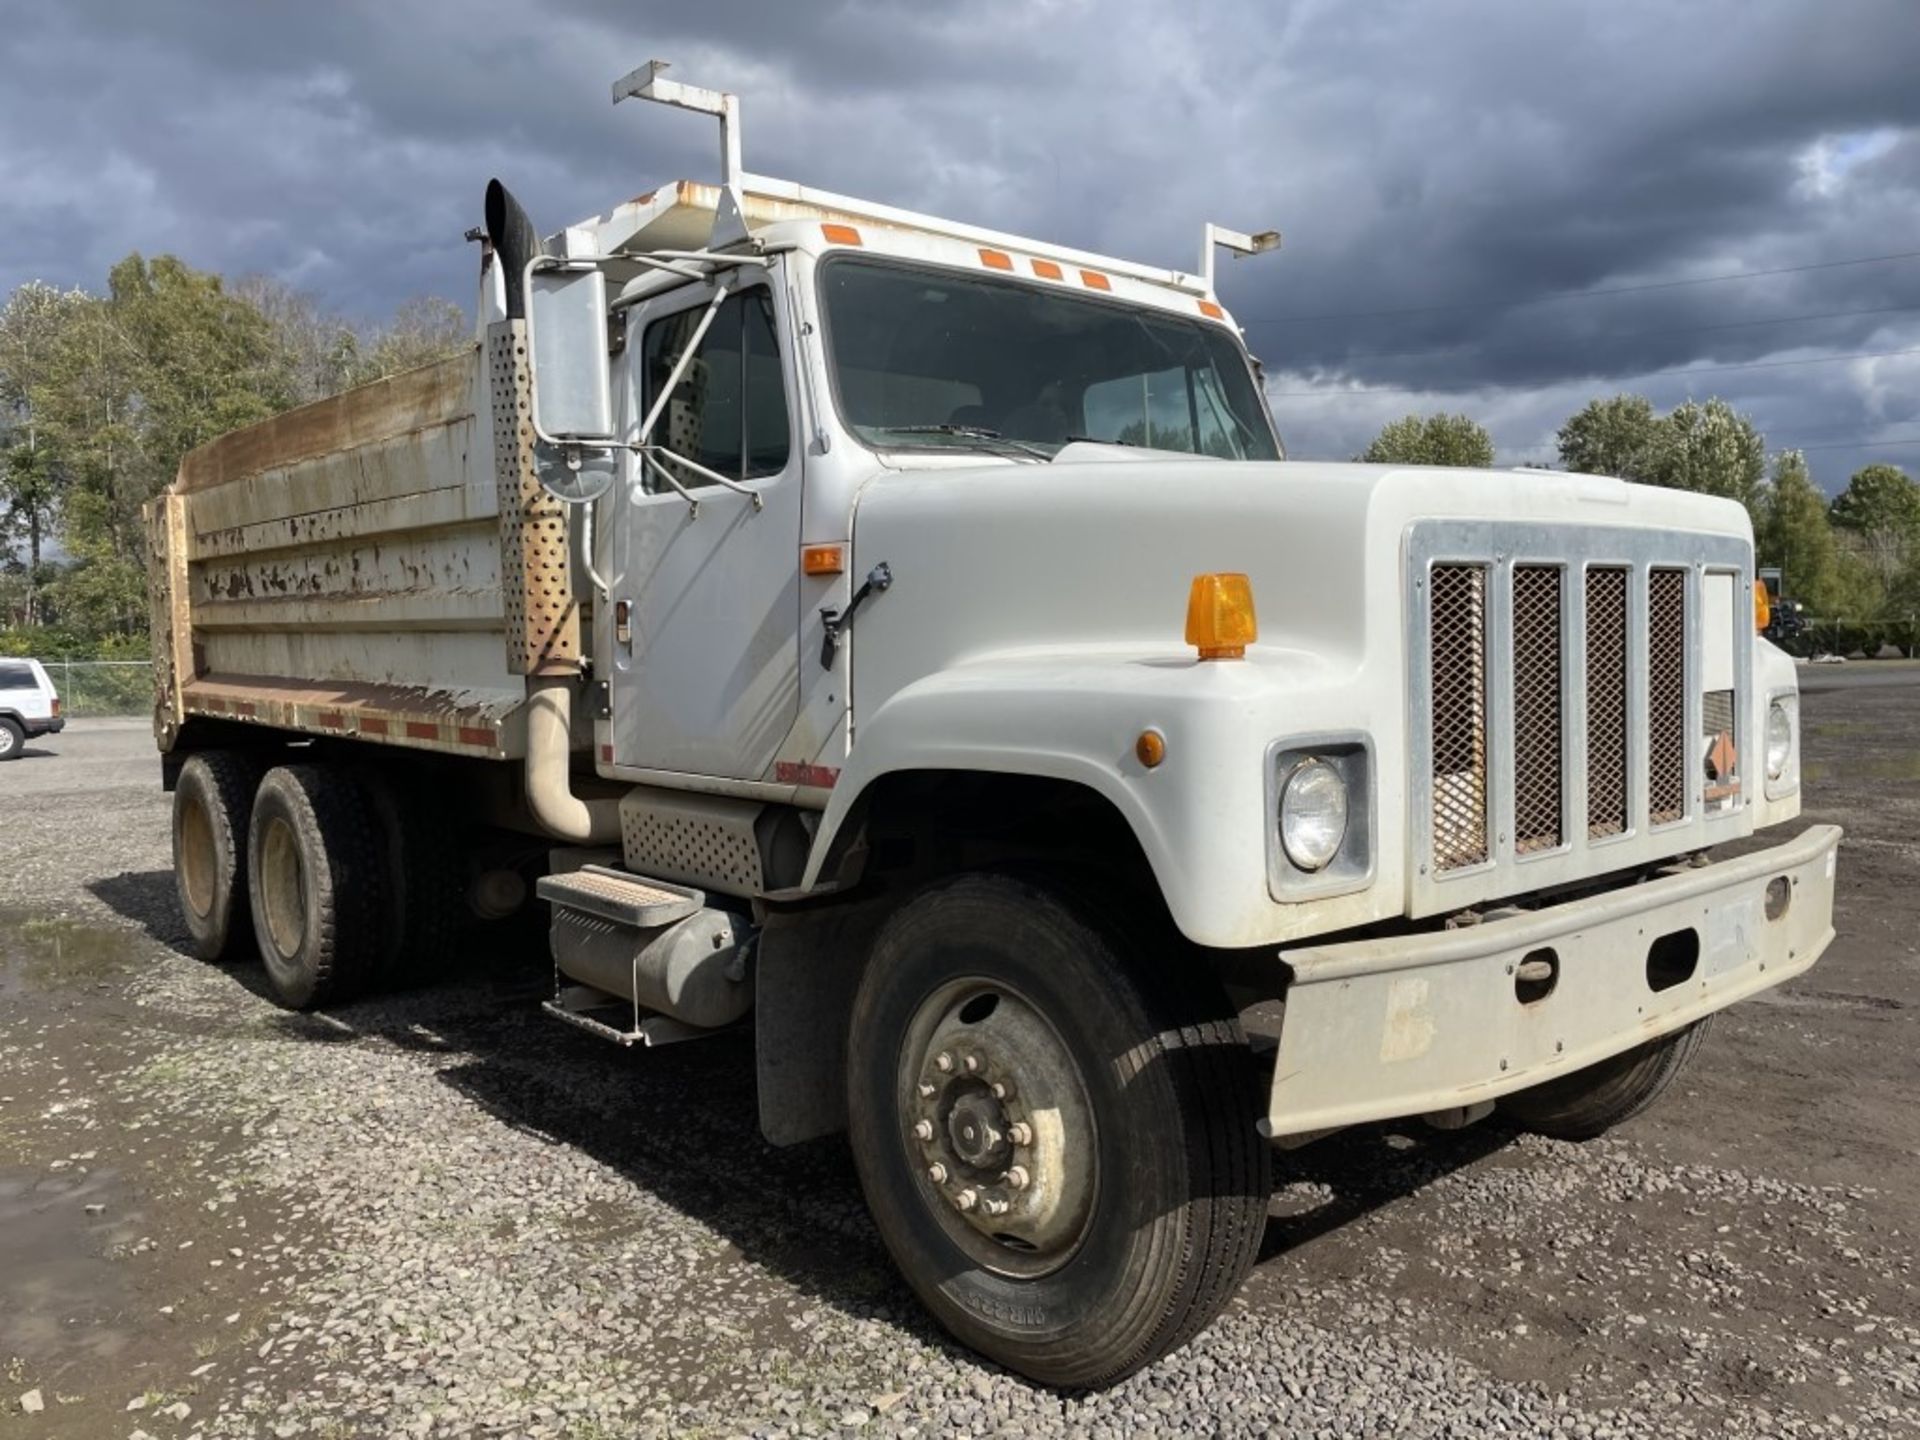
[871,424,1052,461]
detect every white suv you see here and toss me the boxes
[0,658,63,760]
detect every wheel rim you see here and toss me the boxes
[257,816,306,961]
[897,977,1099,1279]
[0,726,15,756]
[178,796,217,919]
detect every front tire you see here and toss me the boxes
[172,751,264,961]
[1500,1017,1714,1140]
[247,765,388,1010]
[0,716,23,760]
[846,873,1269,1388]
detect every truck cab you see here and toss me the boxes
[148,64,1839,1388]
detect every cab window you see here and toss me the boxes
[642,290,790,492]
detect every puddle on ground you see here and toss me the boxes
[0,909,143,996]
[0,1164,146,1369]
[1803,751,1920,783]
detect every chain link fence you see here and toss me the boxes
[43,658,154,717]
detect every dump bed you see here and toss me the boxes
[147,333,577,760]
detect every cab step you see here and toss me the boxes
[542,981,715,1048]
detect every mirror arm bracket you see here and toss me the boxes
[819,562,893,669]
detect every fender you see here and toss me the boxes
[800,645,1398,948]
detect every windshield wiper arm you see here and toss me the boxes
[871,424,1052,461]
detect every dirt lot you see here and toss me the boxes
[0,680,1915,1439]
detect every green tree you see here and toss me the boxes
[1829,463,1920,591]
[1558,394,1765,507]
[1660,397,1766,508]
[1830,463,1920,537]
[1360,412,1495,467]
[1755,451,1845,612]
[1556,393,1666,482]
[0,282,88,625]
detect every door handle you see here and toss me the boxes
[615,598,633,651]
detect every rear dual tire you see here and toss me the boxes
[248,765,389,1010]
[172,751,266,961]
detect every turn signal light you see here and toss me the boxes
[1185,573,1257,660]
[1754,577,1772,632]
[802,544,845,576]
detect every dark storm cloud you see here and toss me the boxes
[5,0,1917,486]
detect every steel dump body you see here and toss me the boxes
[148,347,542,760]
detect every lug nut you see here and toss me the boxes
[963,1054,981,1073]
[982,1197,1010,1217]
[912,1120,934,1141]
[916,1082,936,1098]
[1008,1122,1032,1146]
[927,1163,947,1184]
[991,1081,1013,1100]
[1006,1165,1030,1191]
[954,1188,978,1212]
[934,1052,954,1073]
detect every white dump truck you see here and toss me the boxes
[147,65,1841,1385]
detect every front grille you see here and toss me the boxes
[1511,565,1564,854]
[1413,525,1746,912]
[1429,563,1488,870]
[1648,569,1688,824]
[1585,568,1630,838]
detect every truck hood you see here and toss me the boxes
[847,456,1752,719]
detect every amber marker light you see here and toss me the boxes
[802,544,846,576]
[1185,573,1257,659]
[821,223,863,246]
[1754,577,1772,632]
[1135,729,1167,768]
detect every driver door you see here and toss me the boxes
[608,280,801,780]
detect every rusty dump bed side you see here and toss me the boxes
[146,334,576,760]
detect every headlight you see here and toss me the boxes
[1281,758,1349,871]
[1766,700,1793,780]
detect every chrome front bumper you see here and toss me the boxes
[1263,824,1842,1138]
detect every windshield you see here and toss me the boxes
[818,256,1281,461]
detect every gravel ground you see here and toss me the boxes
[0,696,1916,1439]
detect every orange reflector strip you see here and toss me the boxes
[1031,258,1063,280]
[979,248,1014,271]
[1754,577,1772,631]
[457,726,497,749]
[1080,269,1111,291]
[1198,299,1225,319]
[1185,573,1258,660]
[406,721,437,740]
[821,223,863,246]
[802,544,845,576]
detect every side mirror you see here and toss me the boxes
[527,265,615,443]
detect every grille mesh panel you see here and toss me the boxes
[1430,564,1489,870]
[1648,568,1688,825]
[1512,565,1564,854]
[1585,568,1630,838]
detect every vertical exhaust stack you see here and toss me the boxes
[482,179,618,844]
[485,179,540,320]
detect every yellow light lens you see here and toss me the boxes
[1185,573,1257,659]
[1754,577,1772,632]
[1135,729,1167,767]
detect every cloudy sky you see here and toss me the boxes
[7,0,1919,490]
